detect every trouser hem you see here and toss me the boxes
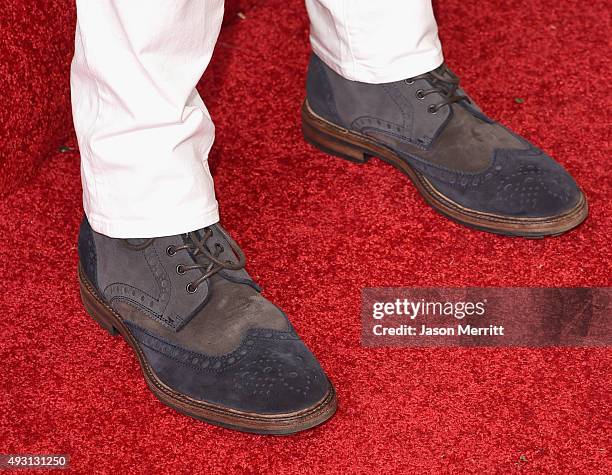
[310,42,444,84]
[85,202,220,238]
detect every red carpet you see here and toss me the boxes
[1,0,610,472]
[0,0,253,198]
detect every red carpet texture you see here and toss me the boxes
[0,0,256,198]
[1,0,610,473]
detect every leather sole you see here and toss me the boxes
[301,100,588,238]
[78,262,337,435]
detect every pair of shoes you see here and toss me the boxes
[77,55,587,435]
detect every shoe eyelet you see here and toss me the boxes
[176,264,185,275]
[428,105,438,114]
[405,79,415,85]
[215,243,225,253]
[415,89,425,100]
[186,282,197,293]
[166,245,176,256]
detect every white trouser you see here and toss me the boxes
[71,0,443,238]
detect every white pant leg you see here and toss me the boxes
[71,0,223,238]
[305,0,443,83]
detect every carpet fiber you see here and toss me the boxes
[1,0,610,472]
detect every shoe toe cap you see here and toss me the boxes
[137,326,331,416]
[487,148,582,218]
[230,336,331,414]
[425,146,583,219]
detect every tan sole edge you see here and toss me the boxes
[78,263,337,435]
[301,100,588,237]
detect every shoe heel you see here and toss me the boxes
[301,101,371,164]
[78,264,119,336]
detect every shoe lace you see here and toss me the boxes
[123,227,246,293]
[408,64,470,114]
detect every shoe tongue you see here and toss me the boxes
[183,229,213,265]
[430,62,446,75]
[185,224,235,267]
[189,224,261,291]
[425,63,456,89]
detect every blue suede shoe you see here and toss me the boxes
[78,218,336,434]
[303,54,587,237]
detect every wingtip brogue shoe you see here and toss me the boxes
[77,217,337,434]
